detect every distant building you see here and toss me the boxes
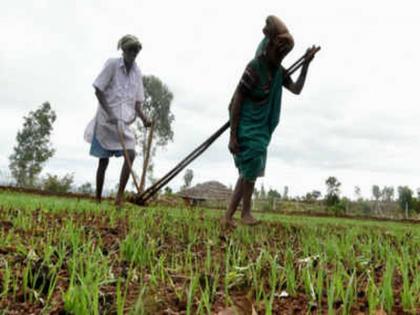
[177,181,232,207]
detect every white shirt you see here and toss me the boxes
[84,57,145,150]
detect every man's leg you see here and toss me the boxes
[115,150,135,206]
[96,158,109,203]
[222,177,244,226]
[241,179,259,225]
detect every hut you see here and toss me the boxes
[177,181,232,208]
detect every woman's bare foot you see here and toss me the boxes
[241,215,259,226]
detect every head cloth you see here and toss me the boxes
[263,16,294,51]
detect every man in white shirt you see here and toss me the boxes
[84,34,151,206]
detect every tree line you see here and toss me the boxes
[251,176,420,217]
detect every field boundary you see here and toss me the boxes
[0,184,100,201]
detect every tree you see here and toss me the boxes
[9,102,56,187]
[325,176,341,206]
[397,186,413,217]
[372,185,382,214]
[182,169,194,189]
[382,186,394,202]
[283,186,289,200]
[354,186,362,201]
[42,173,73,193]
[135,75,174,191]
[260,184,266,199]
[311,190,322,200]
[303,190,321,202]
[267,188,281,199]
[372,185,381,201]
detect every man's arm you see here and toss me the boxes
[229,89,244,154]
[135,101,152,127]
[95,87,118,123]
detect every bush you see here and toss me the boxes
[411,198,420,214]
[355,200,373,215]
[325,194,339,207]
[42,173,74,193]
[77,182,94,195]
[329,202,346,215]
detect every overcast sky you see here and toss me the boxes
[1,0,420,198]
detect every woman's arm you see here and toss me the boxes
[229,90,244,154]
[282,63,309,95]
[282,46,317,95]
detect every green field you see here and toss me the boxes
[0,190,419,314]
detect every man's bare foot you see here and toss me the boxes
[241,215,260,226]
[115,194,124,209]
[221,216,237,228]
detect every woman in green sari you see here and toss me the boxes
[223,16,317,226]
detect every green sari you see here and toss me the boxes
[233,38,283,181]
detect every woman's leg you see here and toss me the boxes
[241,179,259,225]
[223,177,244,225]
